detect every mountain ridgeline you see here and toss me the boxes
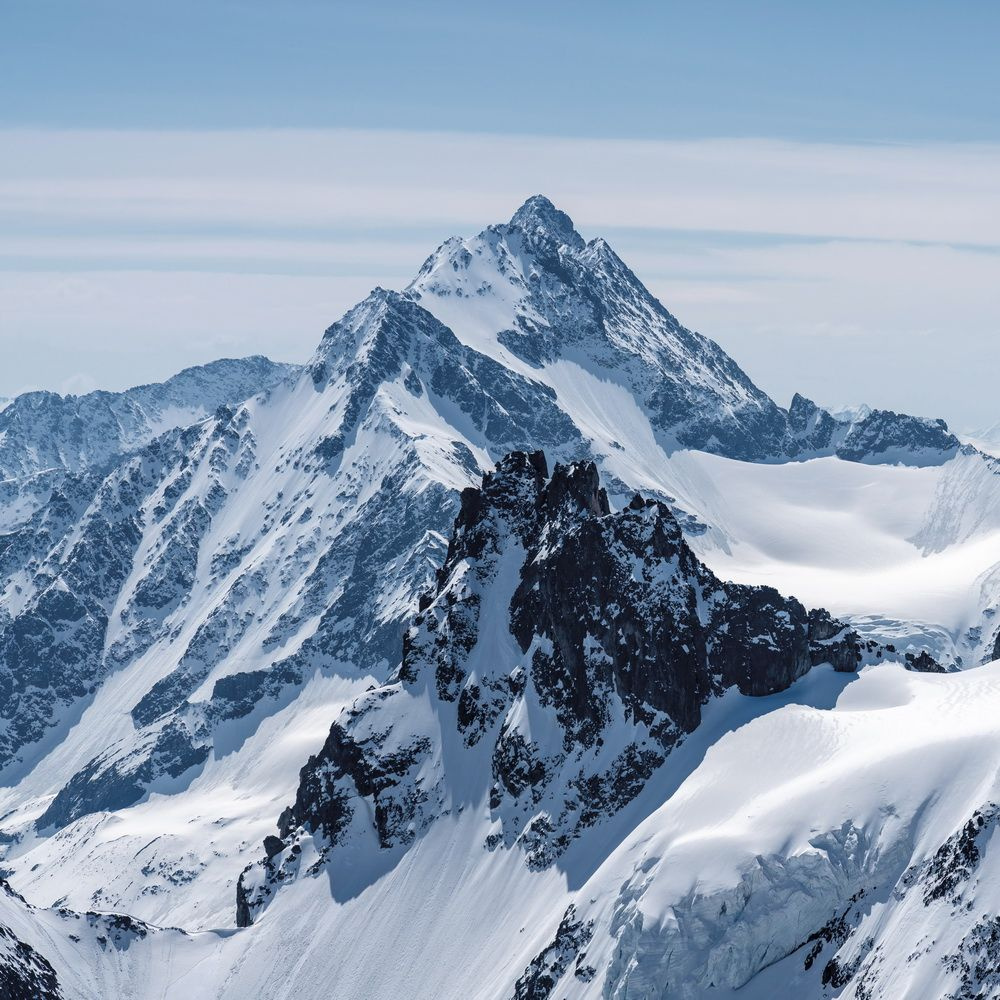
[0,356,296,482]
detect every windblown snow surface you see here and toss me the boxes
[2,196,1000,998]
[9,664,1000,999]
[674,448,1000,666]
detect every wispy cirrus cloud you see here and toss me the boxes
[4,129,1000,245]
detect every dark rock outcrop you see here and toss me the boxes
[905,649,948,673]
[835,409,958,464]
[786,392,961,466]
[0,924,62,1000]
[237,451,898,924]
[511,904,595,999]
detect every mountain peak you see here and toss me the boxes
[508,194,585,250]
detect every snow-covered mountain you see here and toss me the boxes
[229,458,1000,1000]
[408,196,960,468]
[0,356,296,536]
[2,196,1000,998]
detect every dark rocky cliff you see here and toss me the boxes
[236,451,898,925]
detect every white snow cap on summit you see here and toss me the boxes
[508,194,586,250]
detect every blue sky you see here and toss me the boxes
[7,1,999,140]
[2,2,999,426]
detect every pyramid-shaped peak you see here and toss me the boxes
[508,195,585,250]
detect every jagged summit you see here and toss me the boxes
[406,195,793,460]
[786,390,960,464]
[404,196,971,466]
[507,193,586,251]
[236,450,890,924]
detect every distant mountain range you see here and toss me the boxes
[0,356,296,481]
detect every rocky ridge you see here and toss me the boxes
[236,452,896,925]
[0,356,295,482]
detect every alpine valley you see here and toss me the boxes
[4,197,1000,999]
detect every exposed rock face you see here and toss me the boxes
[807,608,866,673]
[0,921,62,1000]
[835,408,959,463]
[511,904,595,999]
[787,391,961,465]
[236,451,889,925]
[787,392,841,453]
[905,649,948,673]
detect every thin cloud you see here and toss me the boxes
[3,129,1000,246]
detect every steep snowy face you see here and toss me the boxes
[236,452,890,925]
[308,287,587,463]
[407,196,791,461]
[0,357,296,550]
[0,876,216,1000]
[0,356,296,482]
[0,887,62,1000]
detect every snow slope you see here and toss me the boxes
[663,448,1000,666]
[543,659,1000,999]
[12,662,1000,999]
[963,421,1000,458]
